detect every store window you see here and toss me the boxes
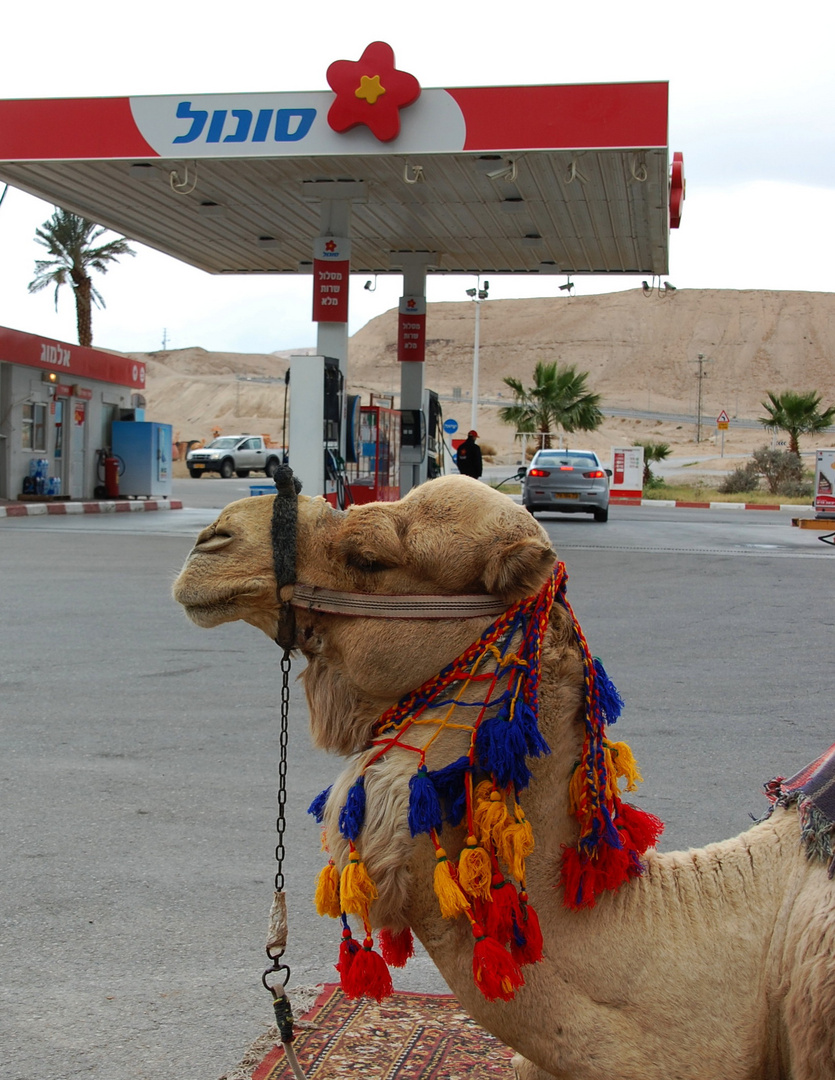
[22,402,47,451]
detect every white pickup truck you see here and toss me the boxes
[186,435,282,479]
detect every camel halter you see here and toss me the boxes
[269,463,510,647]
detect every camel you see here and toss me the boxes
[172,474,835,1080]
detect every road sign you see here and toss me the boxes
[716,409,730,430]
[443,418,459,434]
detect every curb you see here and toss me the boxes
[636,500,798,511]
[0,499,184,518]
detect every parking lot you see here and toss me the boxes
[2,489,833,1079]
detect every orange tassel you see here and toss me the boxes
[497,802,535,882]
[458,836,492,902]
[340,847,377,918]
[473,783,509,848]
[314,860,341,918]
[434,847,471,918]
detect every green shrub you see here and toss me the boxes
[718,462,760,494]
[751,446,803,495]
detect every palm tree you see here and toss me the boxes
[633,440,671,485]
[28,208,136,347]
[499,361,603,449]
[758,390,835,456]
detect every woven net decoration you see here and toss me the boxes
[308,563,663,1003]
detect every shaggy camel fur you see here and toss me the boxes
[173,476,835,1080]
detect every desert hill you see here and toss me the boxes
[130,288,835,465]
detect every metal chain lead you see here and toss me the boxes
[274,649,292,892]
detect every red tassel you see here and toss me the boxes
[471,923,525,1002]
[484,873,520,947]
[342,934,394,1002]
[617,801,665,854]
[335,925,360,988]
[510,892,543,966]
[380,926,414,968]
[560,846,598,910]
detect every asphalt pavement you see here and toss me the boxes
[2,486,834,1079]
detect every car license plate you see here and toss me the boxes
[553,492,579,499]
[192,462,206,470]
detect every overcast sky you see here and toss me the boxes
[0,0,832,355]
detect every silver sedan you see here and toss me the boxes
[521,449,611,522]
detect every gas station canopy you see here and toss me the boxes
[0,54,679,277]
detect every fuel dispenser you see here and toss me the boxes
[400,389,444,488]
[288,354,348,506]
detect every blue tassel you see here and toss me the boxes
[307,785,332,823]
[600,806,623,849]
[407,765,443,837]
[428,756,471,825]
[515,701,550,759]
[593,658,624,725]
[338,776,366,841]
[475,715,532,790]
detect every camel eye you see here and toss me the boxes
[346,552,391,573]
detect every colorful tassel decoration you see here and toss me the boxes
[484,873,521,946]
[472,782,510,848]
[606,740,643,791]
[617,800,665,854]
[427,756,471,826]
[307,785,332,823]
[342,934,393,1002]
[408,764,444,837]
[458,836,492,902]
[340,846,377,917]
[593,657,624,724]
[471,923,525,1002]
[497,802,535,882]
[510,891,544,966]
[314,859,341,918]
[338,777,367,841]
[335,920,359,986]
[433,847,471,918]
[309,563,662,1000]
[380,926,415,967]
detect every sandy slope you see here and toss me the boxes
[129,288,835,466]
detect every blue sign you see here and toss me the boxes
[443,418,459,434]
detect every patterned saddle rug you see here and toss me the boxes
[765,742,835,875]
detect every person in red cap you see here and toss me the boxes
[456,429,483,479]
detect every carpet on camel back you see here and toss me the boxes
[220,984,515,1080]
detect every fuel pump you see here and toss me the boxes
[400,388,443,485]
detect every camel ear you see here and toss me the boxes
[332,506,403,571]
[481,536,556,602]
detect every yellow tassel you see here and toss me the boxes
[433,848,471,919]
[473,783,510,848]
[458,836,492,902]
[340,849,378,917]
[314,860,341,918]
[498,803,535,882]
[607,740,643,792]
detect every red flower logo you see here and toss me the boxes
[324,240,338,253]
[327,41,420,143]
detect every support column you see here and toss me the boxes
[392,251,437,496]
[288,188,359,499]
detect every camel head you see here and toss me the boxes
[173,476,555,751]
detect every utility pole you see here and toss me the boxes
[465,279,490,431]
[692,353,712,443]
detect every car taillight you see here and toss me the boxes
[528,468,550,477]
[583,469,606,478]
[558,466,574,471]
